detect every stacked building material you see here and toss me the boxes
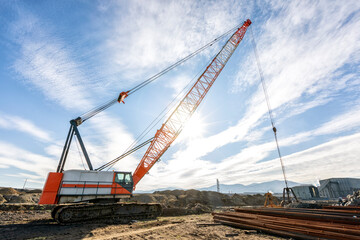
[343,190,360,206]
[213,207,360,239]
[324,205,360,211]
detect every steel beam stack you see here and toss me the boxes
[213,207,360,239]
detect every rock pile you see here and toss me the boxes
[131,189,266,215]
[0,188,41,205]
[0,187,19,195]
[0,194,6,204]
[342,190,360,206]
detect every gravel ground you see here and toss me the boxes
[0,210,285,240]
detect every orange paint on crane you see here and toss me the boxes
[111,172,131,194]
[39,172,63,204]
[110,185,131,194]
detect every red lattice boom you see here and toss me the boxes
[133,19,252,186]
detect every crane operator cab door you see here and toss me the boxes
[112,172,134,195]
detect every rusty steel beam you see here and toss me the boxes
[259,207,360,216]
[214,212,360,235]
[213,207,360,240]
[323,205,360,211]
[216,211,360,229]
[234,208,360,225]
[214,217,318,240]
[213,214,360,240]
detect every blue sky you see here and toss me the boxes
[0,0,359,191]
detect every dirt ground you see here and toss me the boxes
[0,187,285,239]
[0,210,283,240]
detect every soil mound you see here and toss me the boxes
[21,189,42,194]
[1,193,41,204]
[0,187,267,217]
[153,189,266,207]
[0,188,19,195]
[0,194,6,204]
[134,189,266,211]
[5,194,35,204]
[132,189,267,216]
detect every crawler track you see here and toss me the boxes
[52,203,162,224]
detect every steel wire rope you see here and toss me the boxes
[126,24,244,95]
[126,58,211,153]
[74,134,87,170]
[249,25,289,190]
[77,23,244,123]
[96,137,154,171]
[104,56,215,171]
[81,99,117,122]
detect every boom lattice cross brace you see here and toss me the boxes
[132,19,252,186]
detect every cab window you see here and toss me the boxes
[124,173,132,184]
[115,173,124,183]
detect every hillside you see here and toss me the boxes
[135,180,302,194]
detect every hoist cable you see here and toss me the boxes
[105,56,212,171]
[124,56,210,155]
[77,23,244,123]
[81,99,117,122]
[96,137,154,171]
[249,25,289,190]
[74,134,87,170]
[127,23,244,95]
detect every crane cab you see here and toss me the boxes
[39,170,134,204]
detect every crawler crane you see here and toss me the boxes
[39,19,252,223]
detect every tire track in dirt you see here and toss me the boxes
[84,223,179,239]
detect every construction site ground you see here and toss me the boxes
[0,187,287,239]
[0,210,283,240]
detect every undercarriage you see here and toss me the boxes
[51,202,162,224]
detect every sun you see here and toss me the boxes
[179,113,206,141]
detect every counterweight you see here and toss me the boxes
[132,19,252,186]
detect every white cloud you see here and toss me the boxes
[281,133,360,183]
[254,1,360,109]
[279,103,360,147]
[8,8,138,175]
[0,164,9,169]
[165,73,194,98]
[2,1,360,191]
[0,141,58,184]
[11,13,93,111]
[137,108,360,190]
[103,0,253,80]
[0,113,52,142]
[177,0,360,165]
[314,105,360,136]
[134,1,360,190]
[5,174,45,185]
[81,113,138,171]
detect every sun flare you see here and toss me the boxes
[179,113,206,141]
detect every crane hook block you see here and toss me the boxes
[117,91,129,104]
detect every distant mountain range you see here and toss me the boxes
[199,180,301,194]
[134,180,302,194]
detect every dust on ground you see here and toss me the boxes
[0,187,284,239]
[0,211,282,240]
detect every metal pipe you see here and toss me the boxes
[214,215,360,240]
[215,212,360,234]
